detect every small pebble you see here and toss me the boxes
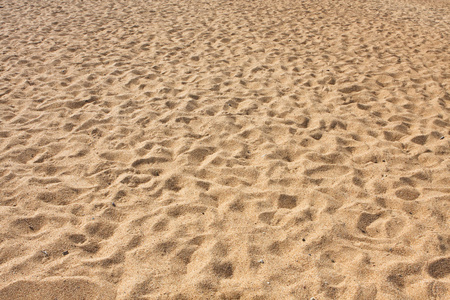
[42,250,48,257]
[440,136,444,140]
[259,259,264,264]
[63,251,69,256]
[112,202,116,207]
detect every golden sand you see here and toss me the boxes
[0,0,449,299]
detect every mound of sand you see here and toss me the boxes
[0,0,449,298]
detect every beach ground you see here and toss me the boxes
[0,0,449,298]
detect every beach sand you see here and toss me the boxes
[0,0,449,298]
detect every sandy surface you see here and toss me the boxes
[0,0,449,299]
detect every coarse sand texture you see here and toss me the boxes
[0,0,449,299]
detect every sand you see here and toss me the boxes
[0,0,449,299]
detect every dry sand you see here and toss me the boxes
[0,0,449,299]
